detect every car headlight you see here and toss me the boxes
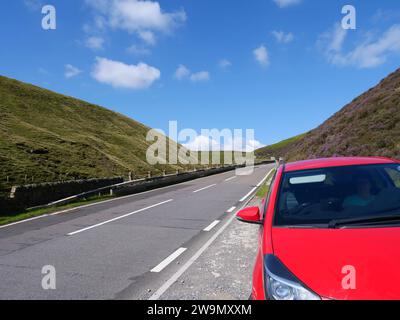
[264,255,320,300]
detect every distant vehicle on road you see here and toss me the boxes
[237,157,400,300]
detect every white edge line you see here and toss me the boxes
[203,220,220,232]
[239,168,275,202]
[150,248,187,273]
[239,187,258,202]
[256,168,275,187]
[226,206,236,213]
[67,199,173,236]
[148,199,253,300]
[193,184,217,193]
[0,214,50,229]
[224,176,237,182]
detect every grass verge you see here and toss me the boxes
[256,169,276,198]
[0,195,115,226]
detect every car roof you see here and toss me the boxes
[284,157,399,172]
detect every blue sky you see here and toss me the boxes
[1,0,400,150]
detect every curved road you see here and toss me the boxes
[0,164,274,300]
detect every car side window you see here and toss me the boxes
[263,171,277,219]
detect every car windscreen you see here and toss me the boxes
[274,163,400,227]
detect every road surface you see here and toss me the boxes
[0,164,274,300]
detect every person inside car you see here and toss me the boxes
[343,174,376,207]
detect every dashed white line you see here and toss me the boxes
[67,199,173,236]
[148,197,254,300]
[193,184,217,193]
[151,248,187,273]
[224,176,237,182]
[226,206,236,213]
[203,220,220,232]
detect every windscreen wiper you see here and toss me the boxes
[328,213,400,229]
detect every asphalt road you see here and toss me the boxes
[0,164,274,300]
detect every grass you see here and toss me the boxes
[256,169,276,198]
[255,133,306,160]
[0,75,249,194]
[0,194,115,226]
[256,183,270,198]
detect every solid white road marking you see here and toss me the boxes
[239,168,276,202]
[226,206,236,213]
[193,184,217,193]
[151,248,187,273]
[239,187,258,202]
[67,199,173,236]
[148,200,251,300]
[256,168,275,187]
[203,220,220,232]
[0,214,50,229]
[224,176,237,182]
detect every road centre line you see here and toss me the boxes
[203,220,220,232]
[193,184,217,193]
[224,176,237,182]
[67,199,173,236]
[226,206,236,213]
[151,248,187,273]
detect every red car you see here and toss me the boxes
[237,157,400,300]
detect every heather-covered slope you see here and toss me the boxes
[0,75,185,189]
[256,68,400,161]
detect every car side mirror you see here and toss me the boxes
[236,206,263,225]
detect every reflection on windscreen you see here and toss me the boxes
[275,164,400,226]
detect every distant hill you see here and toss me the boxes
[256,68,400,161]
[254,134,306,160]
[0,76,192,189]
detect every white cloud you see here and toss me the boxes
[65,64,83,79]
[183,135,265,152]
[138,30,156,45]
[273,0,301,8]
[219,59,232,68]
[183,135,220,152]
[190,71,210,82]
[85,36,105,50]
[319,24,400,68]
[173,65,210,82]
[271,30,294,43]
[253,45,270,67]
[91,57,160,89]
[174,64,191,80]
[85,0,186,46]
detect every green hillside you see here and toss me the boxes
[255,133,306,160]
[256,68,400,162]
[0,75,189,189]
